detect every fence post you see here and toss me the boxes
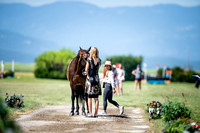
[12,60,15,72]
[143,62,147,81]
[1,60,4,79]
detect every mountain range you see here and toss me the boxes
[0,2,200,70]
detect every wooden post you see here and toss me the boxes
[12,60,15,72]
[1,60,4,79]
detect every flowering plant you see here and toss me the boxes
[5,93,24,108]
[163,117,200,133]
[146,101,162,120]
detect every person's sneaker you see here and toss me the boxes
[101,111,107,115]
[119,106,124,115]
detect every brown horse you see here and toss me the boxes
[67,47,91,116]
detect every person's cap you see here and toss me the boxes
[104,60,112,66]
[137,64,140,67]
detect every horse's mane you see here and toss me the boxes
[66,52,81,80]
[74,51,82,74]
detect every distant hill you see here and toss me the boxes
[0,2,199,70]
[0,30,58,63]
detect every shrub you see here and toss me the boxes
[163,118,200,133]
[5,93,24,108]
[0,97,21,133]
[146,101,162,120]
[171,66,200,82]
[4,70,14,77]
[107,55,143,81]
[162,101,191,123]
[34,49,75,79]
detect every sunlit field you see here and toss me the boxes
[0,72,199,132]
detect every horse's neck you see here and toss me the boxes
[75,55,83,74]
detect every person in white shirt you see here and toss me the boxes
[101,60,124,115]
[115,63,125,96]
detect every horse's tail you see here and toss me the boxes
[66,65,70,80]
[67,58,74,80]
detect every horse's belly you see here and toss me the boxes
[72,75,85,84]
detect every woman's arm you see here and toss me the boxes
[131,70,136,76]
[83,62,89,75]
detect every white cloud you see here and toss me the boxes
[180,25,194,31]
[0,0,200,7]
[23,40,31,45]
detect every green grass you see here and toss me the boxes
[4,62,34,72]
[0,73,200,132]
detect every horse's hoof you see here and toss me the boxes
[69,112,74,116]
[75,112,79,115]
[82,112,86,116]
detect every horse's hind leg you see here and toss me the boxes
[70,92,75,116]
[81,94,87,116]
[75,96,79,115]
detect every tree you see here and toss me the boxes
[34,49,75,79]
[108,55,143,81]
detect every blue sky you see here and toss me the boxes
[0,0,200,7]
[0,0,200,69]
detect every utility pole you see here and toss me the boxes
[187,47,190,70]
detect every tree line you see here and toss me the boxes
[34,49,199,82]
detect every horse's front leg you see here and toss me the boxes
[75,96,79,115]
[82,98,86,116]
[81,93,87,116]
[70,92,75,116]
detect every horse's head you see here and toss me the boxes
[76,47,91,74]
[78,47,91,61]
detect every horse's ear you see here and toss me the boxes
[79,47,83,51]
[87,47,91,52]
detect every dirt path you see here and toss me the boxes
[16,106,152,133]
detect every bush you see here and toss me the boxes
[171,66,200,82]
[146,101,162,120]
[163,118,200,133]
[0,97,21,133]
[107,55,143,81]
[5,93,24,108]
[162,101,191,123]
[34,49,75,79]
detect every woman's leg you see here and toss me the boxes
[134,80,138,92]
[115,83,119,96]
[139,80,142,92]
[103,86,110,112]
[94,97,99,116]
[119,82,123,96]
[88,98,92,115]
[107,88,119,108]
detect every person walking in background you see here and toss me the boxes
[115,63,125,96]
[84,47,101,117]
[102,60,124,115]
[131,64,144,92]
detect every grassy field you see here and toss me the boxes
[3,62,34,72]
[0,72,200,132]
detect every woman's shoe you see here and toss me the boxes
[93,115,98,118]
[101,112,107,115]
[119,106,124,115]
[86,114,93,118]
